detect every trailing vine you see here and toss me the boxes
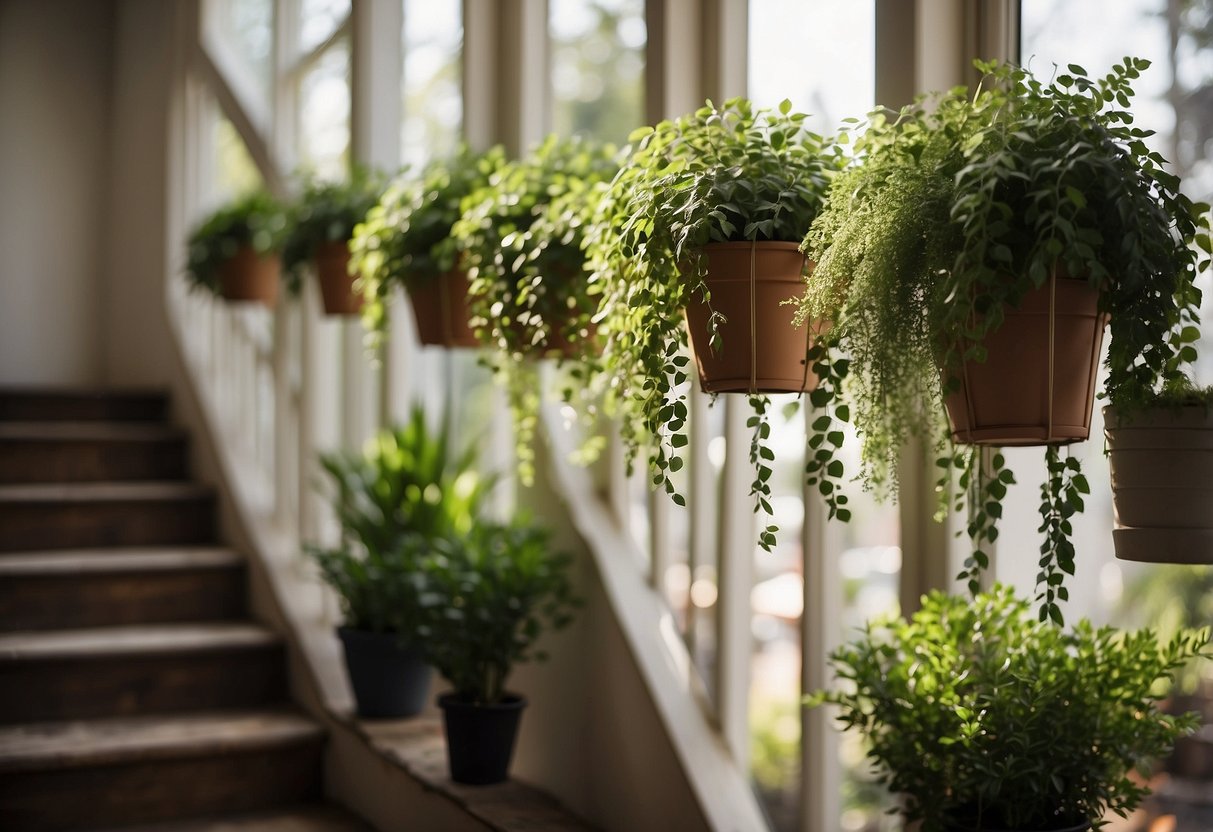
[1036,446,1088,625]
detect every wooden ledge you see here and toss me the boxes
[337,712,599,832]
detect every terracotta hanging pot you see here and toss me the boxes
[683,241,817,394]
[315,240,362,316]
[405,268,479,348]
[219,246,280,307]
[944,273,1107,446]
[1104,404,1213,564]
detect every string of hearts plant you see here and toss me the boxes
[799,58,1207,622]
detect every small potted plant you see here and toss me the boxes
[798,59,1207,616]
[451,134,619,483]
[586,97,842,548]
[310,406,491,718]
[1105,378,1213,564]
[416,520,578,785]
[185,190,287,306]
[350,145,506,348]
[282,169,384,315]
[809,585,1211,832]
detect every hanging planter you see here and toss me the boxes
[685,241,816,394]
[315,240,362,316]
[944,273,1107,446]
[1105,403,1213,564]
[218,246,281,306]
[406,268,479,347]
[185,190,287,308]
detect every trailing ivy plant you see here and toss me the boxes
[799,58,1210,621]
[586,98,842,549]
[349,144,507,345]
[282,167,384,289]
[451,135,620,484]
[809,585,1211,832]
[185,190,287,295]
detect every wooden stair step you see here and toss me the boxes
[0,623,285,723]
[0,421,188,484]
[0,388,168,423]
[0,547,245,630]
[0,710,325,831]
[0,481,214,552]
[90,804,374,831]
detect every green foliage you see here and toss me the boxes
[282,168,385,285]
[185,190,286,295]
[308,406,492,634]
[451,135,619,484]
[350,145,507,342]
[810,585,1211,832]
[800,59,1211,616]
[412,520,580,704]
[587,97,842,548]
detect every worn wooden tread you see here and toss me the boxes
[0,547,241,576]
[89,804,374,832]
[0,709,323,773]
[0,422,184,441]
[0,481,210,503]
[0,622,278,661]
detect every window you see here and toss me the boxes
[401,0,463,169]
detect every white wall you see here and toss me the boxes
[0,0,115,385]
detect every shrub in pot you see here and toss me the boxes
[809,585,1211,832]
[282,169,384,315]
[451,134,620,483]
[185,190,287,307]
[586,97,842,549]
[310,406,492,718]
[415,520,578,785]
[798,59,1207,619]
[350,145,506,348]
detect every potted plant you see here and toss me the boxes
[416,520,578,785]
[809,585,1211,832]
[310,406,492,718]
[798,59,1207,617]
[451,134,619,483]
[350,144,506,348]
[586,97,842,548]
[282,169,384,315]
[185,190,287,306]
[1105,379,1213,564]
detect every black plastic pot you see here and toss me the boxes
[337,627,432,718]
[438,692,527,785]
[944,815,1090,832]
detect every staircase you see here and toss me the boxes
[0,389,369,831]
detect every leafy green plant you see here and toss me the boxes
[799,58,1210,621]
[586,97,842,548]
[810,585,1211,831]
[185,190,287,295]
[282,168,384,287]
[451,134,619,483]
[350,144,507,343]
[413,520,579,704]
[307,406,492,634]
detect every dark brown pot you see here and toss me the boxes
[944,274,1106,446]
[406,268,479,348]
[1104,404,1213,563]
[683,241,817,394]
[219,246,280,307]
[315,240,361,316]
